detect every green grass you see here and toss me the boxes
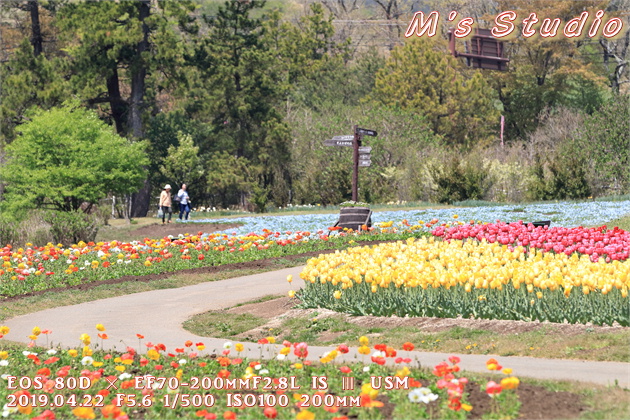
[608,214,630,231]
[184,305,630,363]
[0,256,312,322]
[183,312,266,338]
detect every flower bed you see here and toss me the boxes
[195,200,630,238]
[0,230,422,298]
[0,326,523,420]
[298,238,629,326]
[433,221,630,262]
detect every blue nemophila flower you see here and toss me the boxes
[191,201,630,239]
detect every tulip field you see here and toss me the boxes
[292,203,630,327]
[0,199,629,418]
[298,234,629,326]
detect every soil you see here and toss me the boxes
[122,222,243,239]
[226,297,626,338]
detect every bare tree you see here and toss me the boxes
[599,0,630,93]
[321,0,361,17]
[373,0,415,49]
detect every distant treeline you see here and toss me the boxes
[0,0,628,220]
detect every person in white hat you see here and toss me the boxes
[159,184,173,224]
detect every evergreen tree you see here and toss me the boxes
[371,37,500,147]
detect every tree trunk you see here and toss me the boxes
[28,0,43,56]
[131,178,152,218]
[129,0,151,217]
[128,0,149,138]
[106,68,127,134]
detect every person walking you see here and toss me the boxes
[159,185,173,224]
[177,183,191,221]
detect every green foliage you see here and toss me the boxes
[42,210,100,246]
[206,152,258,209]
[528,149,592,201]
[339,201,369,208]
[188,0,290,208]
[2,0,627,209]
[0,104,148,215]
[576,94,630,195]
[500,68,611,140]
[288,104,441,205]
[159,131,204,187]
[371,37,500,147]
[0,40,70,143]
[429,154,493,204]
[56,0,197,135]
[250,184,269,213]
[0,214,19,247]
[299,280,628,327]
[144,111,212,205]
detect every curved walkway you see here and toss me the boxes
[4,267,629,388]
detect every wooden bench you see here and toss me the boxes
[527,220,551,228]
[331,207,372,232]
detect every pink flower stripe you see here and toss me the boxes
[432,221,630,262]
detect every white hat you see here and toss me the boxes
[164,184,171,190]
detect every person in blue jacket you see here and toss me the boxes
[177,184,191,221]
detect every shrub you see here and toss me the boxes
[429,154,493,204]
[42,210,100,245]
[528,148,591,201]
[0,215,18,246]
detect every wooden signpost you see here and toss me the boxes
[324,126,378,201]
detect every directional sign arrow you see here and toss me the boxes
[323,139,353,147]
[359,153,371,159]
[358,146,372,153]
[332,135,355,141]
[358,160,371,167]
[357,128,377,137]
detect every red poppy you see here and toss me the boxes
[263,407,277,419]
[402,342,414,351]
[36,367,51,377]
[32,410,55,420]
[337,344,349,354]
